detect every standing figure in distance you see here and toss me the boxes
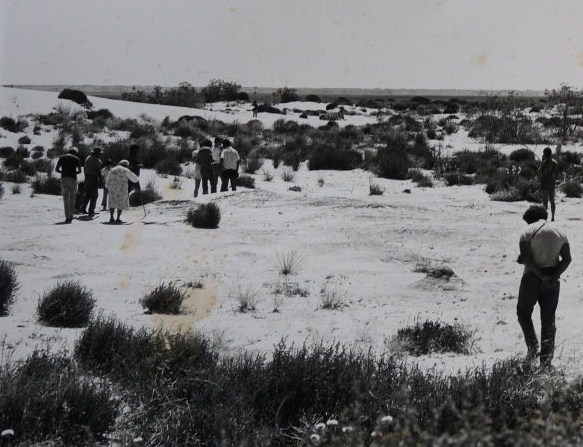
[105,160,140,224]
[55,146,82,223]
[220,139,240,192]
[516,204,571,369]
[539,146,560,221]
[80,146,103,216]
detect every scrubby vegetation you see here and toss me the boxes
[394,319,474,355]
[31,175,61,195]
[37,280,96,327]
[186,202,221,228]
[0,260,19,316]
[140,283,186,314]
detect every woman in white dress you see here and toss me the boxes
[105,160,139,223]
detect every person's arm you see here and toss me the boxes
[552,242,572,279]
[55,159,62,174]
[126,169,140,185]
[76,159,82,174]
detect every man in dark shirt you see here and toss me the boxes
[80,146,103,216]
[55,147,82,223]
[197,139,214,194]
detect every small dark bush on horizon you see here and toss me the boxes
[0,116,27,133]
[31,175,61,195]
[186,202,221,229]
[58,88,93,107]
[18,135,31,145]
[37,280,96,327]
[141,283,186,315]
[0,259,19,316]
[395,319,474,355]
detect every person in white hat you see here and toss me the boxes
[55,147,82,223]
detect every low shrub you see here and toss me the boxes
[277,249,304,275]
[186,202,221,229]
[244,157,263,174]
[37,280,96,327]
[141,283,186,314]
[281,168,295,182]
[0,260,19,316]
[0,146,15,158]
[31,150,43,160]
[375,147,410,180]
[1,169,28,184]
[18,160,37,176]
[129,181,161,206]
[560,179,583,198]
[33,158,53,174]
[155,157,182,176]
[408,169,433,187]
[0,351,116,445]
[11,184,20,194]
[31,175,61,195]
[236,174,256,189]
[369,182,384,195]
[17,135,31,145]
[444,172,474,186]
[87,108,114,120]
[0,117,26,132]
[308,146,362,171]
[234,285,258,313]
[3,151,23,170]
[394,319,474,355]
[509,148,535,162]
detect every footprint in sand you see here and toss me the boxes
[120,227,141,253]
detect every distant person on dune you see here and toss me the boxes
[220,139,240,192]
[105,160,140,224]
[252,100,258,118]
[516,204,571,368]
[55,146,82,223]
[196,139,214,195]
[539,146,560,221]
[191,142,203,198]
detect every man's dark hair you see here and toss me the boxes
[523,205,548,224]
[200,139,212,148]
[543,147,552,157]
[222,139,231,148]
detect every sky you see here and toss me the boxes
[1,0,583,90]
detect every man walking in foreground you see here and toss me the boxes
[517,205,571,368]
[539,146,560,221]
[55,146,82,223]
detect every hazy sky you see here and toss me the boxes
[1,0,582,90]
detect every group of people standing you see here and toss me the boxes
[55,145,141,224]
[191,136,240,197]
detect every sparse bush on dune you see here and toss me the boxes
[0,146,15,158]
[186,202,221,229]
[561,179,583,198]
[444,172,474,186]
[509,147,536,163]
[236,174,256,189]
[408,168,433,187]
[244,157,263,174]
[31,175,62,195]
[3,151,24,170]
[0,259,19,316]
[141,283,186,315]
[37,280,96,327]
[281,167,296,182]
[129,180,161,206]
[394,319,474,355]
[369,181,384,195]
[0,169,28,184]
[155,156,182,176]
[17,135,31,145]
[33,158,53,174]
[18,160,37,176]
[308,145,362,171]
[0,351,116,445]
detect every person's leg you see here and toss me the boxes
[211,165,220,193]
[231,170,237,191]
[517,272,540,359]
[201,172,209,195]
[541,189,549,211]
[109,208,115,223]
[102,188,108,211]
[194,179,200,198]
[116,209,123,223]
[539,283,560,367]
[61,178,74,221]
[549,188,556,221]
[220,170,229,192]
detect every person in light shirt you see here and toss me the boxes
[220,139,240,192]
[516,204,571,368]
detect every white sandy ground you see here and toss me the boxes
[1,87,583,378]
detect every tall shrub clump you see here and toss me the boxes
[37,281,96,327]
[186,203,221,229]
[0,260,19,315]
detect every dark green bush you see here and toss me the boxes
[31,175,61,195]
[395,320,474,355]
[0,147,15,158]
[37,281,96,327]
[408,169,433,187]
[58,88,92,107]
[0,260,19,316]
[186,202,221,229]
[560,179,583,198]
[444,172,474,186]
[244,157,263,174]
[155,157,182,175]
[18,160,37,176]
[308,145,362,171]
[3,151,23,170]
[509,148,536,162]
[0,351,116,445]
[0,169,28,183]
[236,174,256,189]
[141,283,186,314]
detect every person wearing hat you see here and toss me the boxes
[539,146,560,221]
[105,160,140,223]
[100,158,114,211]
[80,146,103,216]
[55,147,82,223]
